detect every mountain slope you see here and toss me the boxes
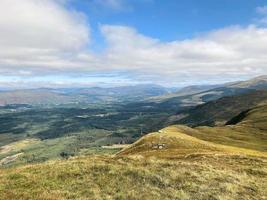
[172,90,267,126]
[117,126,223,157]
[192,103,267,151]
[118,103,267,157]
[157,75,267,109]
[0,89,77,106]
[149,84,220,102]
[228,75,267,89]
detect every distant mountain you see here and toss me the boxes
[0,89,77,106]
[149,84,220,102]
[0,84,171,106]
[175,84,221,96]
[158,75,267,109]
[65,84,172,99]
[227,75,267,89]
[1,75,266,107]
[170,90,267,127]
[101,76,267,117]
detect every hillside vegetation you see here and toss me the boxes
[119,103,267,157]
[173,90,267,126]
[0,153,266,200]
[1,103,267,199]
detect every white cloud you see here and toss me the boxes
[0,1,267,87]
[98,25,267,79]
[0,0,90,74]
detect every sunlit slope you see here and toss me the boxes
[194,103,267,151]
[117,126,222,156]
[118,104,267,157]
[118,126,266,158]
[174,90,267,126]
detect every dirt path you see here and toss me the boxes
[0,153,23,166]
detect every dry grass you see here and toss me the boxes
[0,154,266,200]
[117,126,267,158]
[1,125,266,199]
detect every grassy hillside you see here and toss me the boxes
[0,154,266,200]
[193,104,267,151]
[148,84,220,102]
[118,126,266,158]
[119,103,267,157]
[228,75,267,89]
[172,90,267,126]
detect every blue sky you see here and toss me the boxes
[74,0,265,42]
[0,0,267,88]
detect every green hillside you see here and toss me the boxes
[119,103,267,157]
[172,90,267,126]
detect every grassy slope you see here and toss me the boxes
[0,155,266,200]
[117,126,266,158]
[194,103,267,151]
[174,90,267,127]
[119,103,267,157]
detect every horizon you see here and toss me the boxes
[1,0,267,88]
[1,75,266,91]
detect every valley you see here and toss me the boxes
[1,1,267,199]
[0,76,267,199]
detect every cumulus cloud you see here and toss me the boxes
[0,0,90,74]
[0,1,267,87]
[99,25,267,79]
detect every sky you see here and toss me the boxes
[0,0,267,89]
